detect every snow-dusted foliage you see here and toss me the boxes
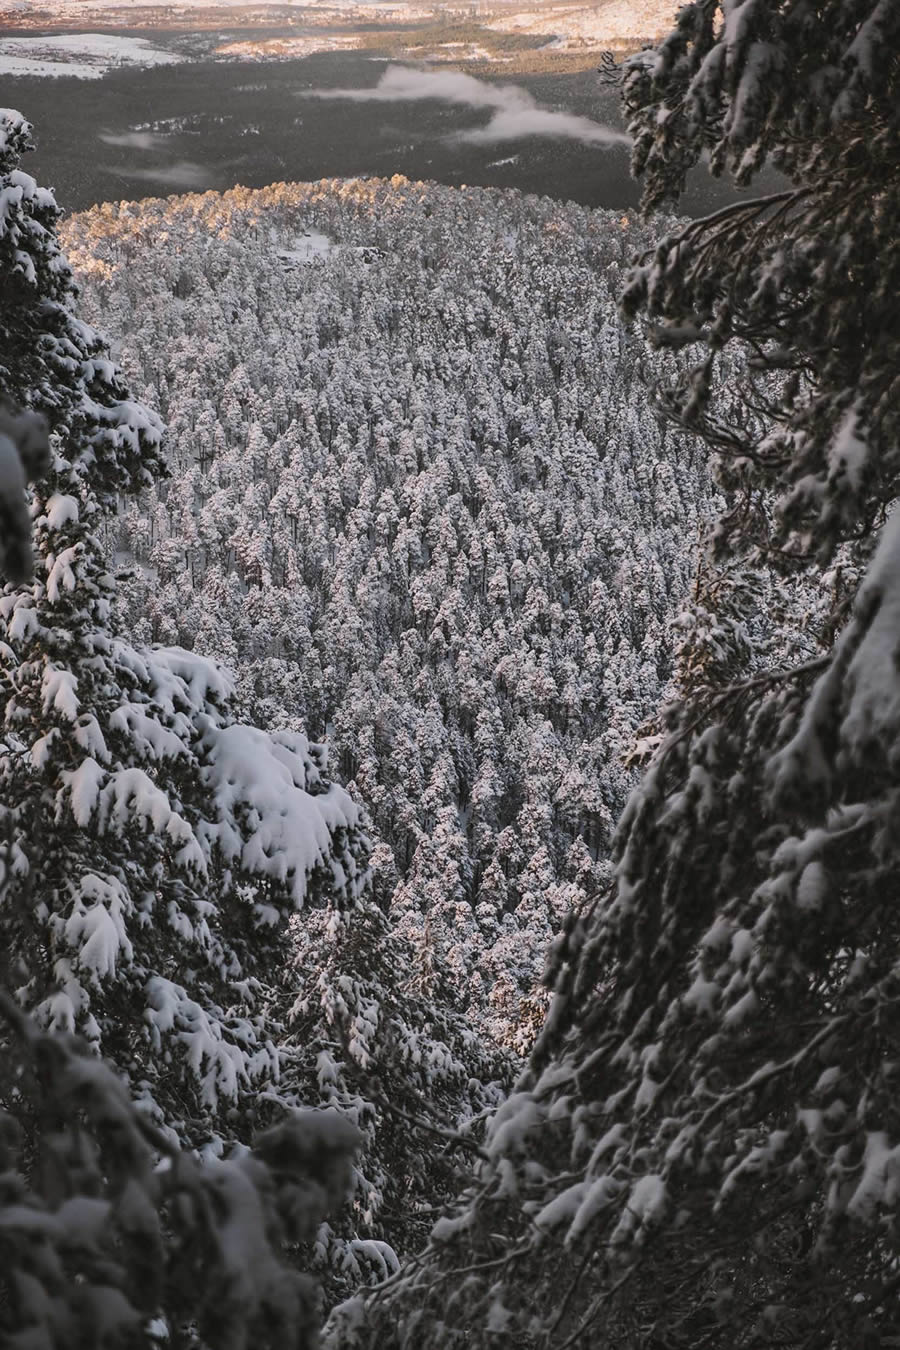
[0,109,393,1344]
[63,176,717,1049]
[620,0,900,567]
[331,5,900,1348]
[0,481,367,1131]
[0,110,368,1141]
[0,992,360,1350]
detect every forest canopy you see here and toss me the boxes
[62,177,727,1052]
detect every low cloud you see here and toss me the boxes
[302,66,629,149]
[459,106,626,147]
[104,161,213,189]
[98,131,170,151]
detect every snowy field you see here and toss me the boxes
[1,0,677,41]
[0,32,185,78]
[404,41,504,63]
[0,0,679,83]
[0,24,402,77]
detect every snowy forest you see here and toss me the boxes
[0,1,898,1348]
[62,179,731,1050]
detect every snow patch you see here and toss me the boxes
[64,872,134,981]
[846,1132,900,1220]
[611,1173,666,1244]
[198,722,361,907]
[0,34,185,81]
[276,232,335,267]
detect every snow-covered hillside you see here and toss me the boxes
[485,0,678,47]
[1,0,676,43]
[0,32,185,78]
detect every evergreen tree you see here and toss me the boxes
[0,110,367,1346]
[285,897,509,1300]
[0,989,360,1350]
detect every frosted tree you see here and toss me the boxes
[284,896,509,1300]
[333,4,900,1347]
[0,990,361,1350]
[620,0,899,566]
[0,109,375,1346]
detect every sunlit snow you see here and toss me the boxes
[276,232,335,266]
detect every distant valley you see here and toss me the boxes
[61,175,718,1044]
[0,47,784,216]
[0,0,789,215]
[2,0,678,68]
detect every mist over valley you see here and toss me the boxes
[2,13,783,214]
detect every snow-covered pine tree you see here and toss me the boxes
[335,4,900,1346]
[0,108,369,1344]
[285,898,510,1300]
[0,988,361,1350]
[0,104,369,1136]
